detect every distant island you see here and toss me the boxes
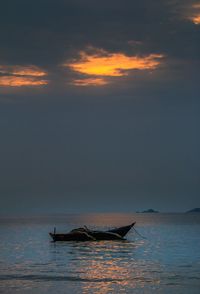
[186,208,200,213]
[137,209,159,213]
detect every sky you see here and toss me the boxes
[0,0,200,215]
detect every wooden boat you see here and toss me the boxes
[49,222,135,242]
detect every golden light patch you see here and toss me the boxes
[12,66,46,77]
[0,76,48,87]
[0,65,47,76]
[0,65,48,87]
[66,51,163,77]
[192,15,200,24]
[187,2,200,24]
[72,78,108,86]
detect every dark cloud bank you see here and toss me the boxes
[0,0,199,215]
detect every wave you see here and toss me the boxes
[0,274,126,283]
[1,273,200,284]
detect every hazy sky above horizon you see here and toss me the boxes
[0,0,199,215]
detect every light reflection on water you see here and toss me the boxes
[63,241,161,293]
[0,213,200,293]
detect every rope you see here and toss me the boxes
[133,227,147,239]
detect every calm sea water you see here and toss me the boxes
[0,213,200,293]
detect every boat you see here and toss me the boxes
[49,222,136,242]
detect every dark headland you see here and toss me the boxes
[186,208,200,213]
[137,208,159,213]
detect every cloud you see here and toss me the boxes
[72,78,108,86]
[192,15,200,24]
[0,76,48,87]
[182,2,200,25]
[0,65,47,76]
[191,3,200,24]
[0,0,199,91]
[0,65,48,87]
[64,48,164,86]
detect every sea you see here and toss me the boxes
[0,213,200,293]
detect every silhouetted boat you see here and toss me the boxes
[49,222,136,242]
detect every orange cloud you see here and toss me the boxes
[12,66,46,77]
[0,65,47,76]
[192,15,200,24]
[66,50,163,77]
[0,65,48,87]
[187,3,200,24]
[72,78,108,86]
[0,76,48,87]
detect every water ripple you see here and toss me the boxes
[0,213,200,293]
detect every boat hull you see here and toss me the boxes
[49,222,135,242]
[49,232,95,242]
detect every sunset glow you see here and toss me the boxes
[73,78,108,86]
[0,65,48,87]
[192,15,200,24]
[0,65,47,76]
[66,51,163,77]
[188,3,200,24]
[0,76,48,87]
[0,1,199,293]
